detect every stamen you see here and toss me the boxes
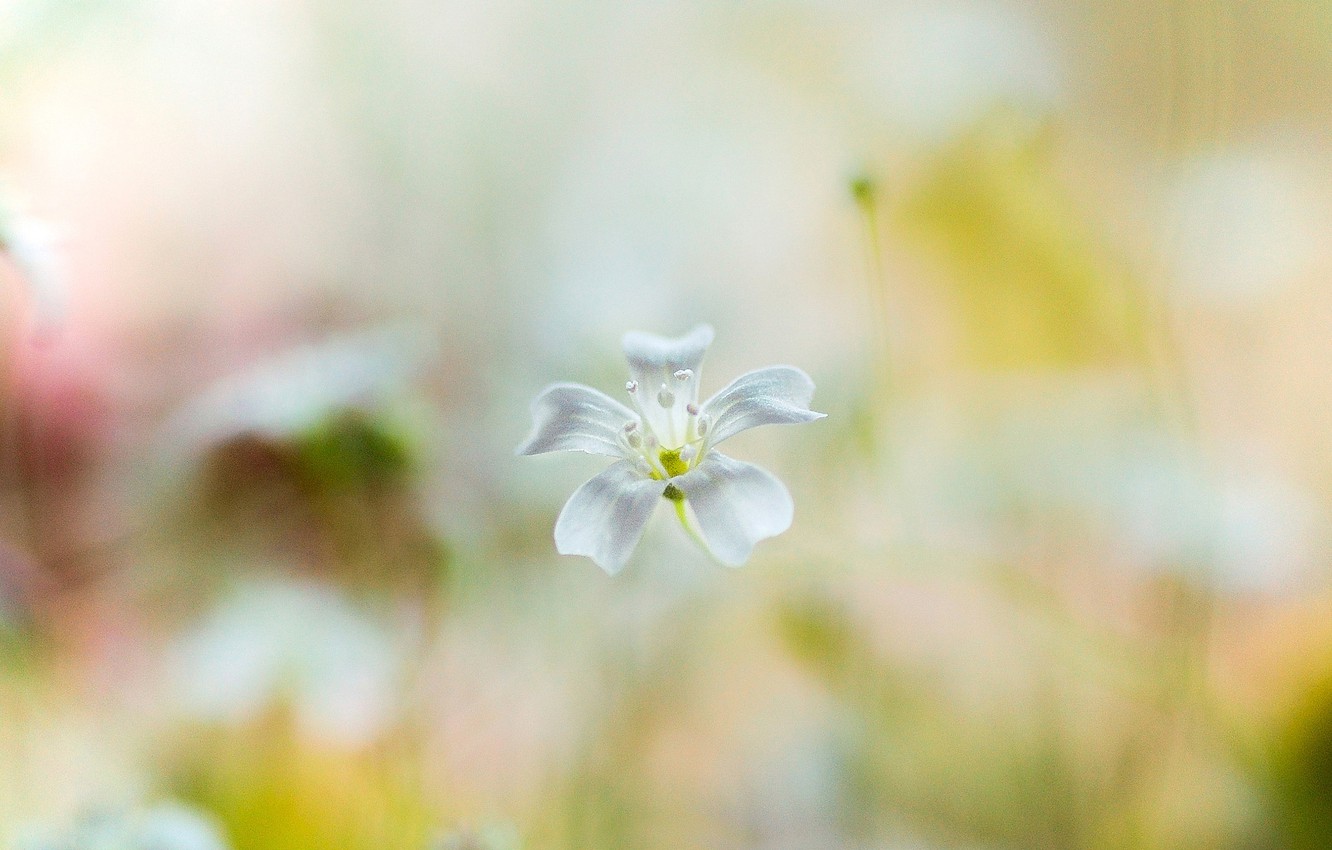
[644,432,658,448]
[686,403,699,416]
[673,369,693,382]
[626,380,638,393]
[680,444,697,462]
[696,414,710,436]
[656,384,675,408]
[623,421,641,447]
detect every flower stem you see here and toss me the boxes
[673,498,708,551]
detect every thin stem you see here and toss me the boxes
[673,498,708,552]
[851,173,895,397]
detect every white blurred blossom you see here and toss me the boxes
[895,390,1322,593]
[1166,149,1329,303]
[17,804,228,850]
[0,196,66,332]
[859,0,1062,141]
[169,577,403,746]
[434,823,521,850]
[161,324,432,457]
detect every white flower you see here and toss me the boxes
[434,823,521,850]
[162,325,432,453]
[17,803,229,850]
[517,324,824,574]
[169,577,402,747]
[0,201,66,332]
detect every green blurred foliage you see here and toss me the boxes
[1266,658,1332,849]
[778,593,1083,847]
[776,587,1264,850]
[293,411,415,495]
[529,626,706,850]
[183,411,449,593]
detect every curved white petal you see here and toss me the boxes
[622,324,714,441]
[622,324,715,387]
[673,452,794,566]
[554,460,667,574]
[517,382,638,457]
[700,365,825,447]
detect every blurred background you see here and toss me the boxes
[1,0,1331,847]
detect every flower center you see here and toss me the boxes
[658,447,690,477]
[621,371,710,482]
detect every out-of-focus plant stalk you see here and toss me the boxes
[848,170,925,542]
[850,173,898,408]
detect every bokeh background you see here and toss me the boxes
[2,1,1331,848]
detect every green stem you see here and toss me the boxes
[673,498,709,552]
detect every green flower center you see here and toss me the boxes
[658,447,690,478]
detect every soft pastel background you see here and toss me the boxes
[1,1,1331,848]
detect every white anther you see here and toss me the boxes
[674,369,693,382]
[624,421,638,432]
[656,385,675,408]
[626,431,642,448]
[680,444,697,461]
[645,432,658,448]
[696,415,710,436]
[686,403,699,416]
[626,380,638,393]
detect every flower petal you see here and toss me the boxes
[622,323,714,394]
[554,460,667,574]
[622,324,714,444]
[673,452,794,565]
[700,365,825,447]
[516,382,638,457]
